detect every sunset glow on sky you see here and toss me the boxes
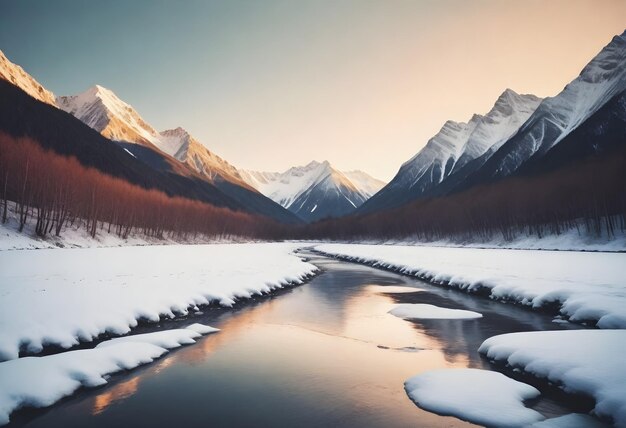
[1,0,625,180]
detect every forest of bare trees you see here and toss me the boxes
[0,133,283,241]
[302,145,626,242]
[2,130,625,244]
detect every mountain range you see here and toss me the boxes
[1,29,624,230]
[0,52,384,223]
[359,30,626,215]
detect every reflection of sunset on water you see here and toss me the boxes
[86,266,474,425]
[93,377,140,415]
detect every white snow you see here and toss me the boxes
[373,226,626,252]
[314,244,626,328]
[479,330,626,427]
[311,204,317,213]
[342,170,386,198]
[404,368,543,427]
[529,414,608,428]
[389,304,482,320]
[0,243,316,361]
[0,325,217,425]
[57,85,163,146]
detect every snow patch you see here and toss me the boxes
[404,368,543,427]
[389,304,482,320]
[479,330,626,426]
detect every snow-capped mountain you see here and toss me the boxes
[158,127,252,188]
[58,86,252,188]
[359,89,542,214]
[0,50,56,106]
[240,161,385,222]
[57,85,162,148]
[466,30,626,184]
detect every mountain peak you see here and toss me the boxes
[0,49,56,106]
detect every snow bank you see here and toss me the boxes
[0,243,315,360]
[529,414,608,428]
[315,244,626,328]
[479,330,626,426]
[404,368,543,427]
[0,325,217,425]
[389,304,482,320]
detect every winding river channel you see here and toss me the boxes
[8,251,596,428]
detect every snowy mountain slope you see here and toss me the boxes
[57,87,252,188]
[57,85,162,148]
[452,89,542,172]
[465,30,626,185]
[241,161,385,221]
[288,168,368,222]
[0,50,56,106]
[158,127,253,189]
[358,89,542,214]
[342,170,386,198]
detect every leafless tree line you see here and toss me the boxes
[301,146,626,242]
[0,133,282,240]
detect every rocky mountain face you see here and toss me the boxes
[241,161,385,222]
[0,50,56,106]
[359,89,542,214]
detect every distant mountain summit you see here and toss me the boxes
[359,89,542,213]
[241,161,385,222]
[0,50,56,106]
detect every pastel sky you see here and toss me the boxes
[1,0,625,181]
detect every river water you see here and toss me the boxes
[9,252,593,427]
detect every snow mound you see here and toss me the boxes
[95,325,217,349]
[479,330,626,427]
[404,368,543,427]
[389,304,482,320]
[185,323,220,335]
[0,327,216,425]
[315,244,626,328]
[529,413,608,428]
[0,243,316,361]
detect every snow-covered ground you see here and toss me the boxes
[0,243,317,361]
[333,226,626,252]
[389,304,482,320]
[479,330,626,427]
[404,368,543,427]
[314,244,626,328]
[0,325,218,425]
